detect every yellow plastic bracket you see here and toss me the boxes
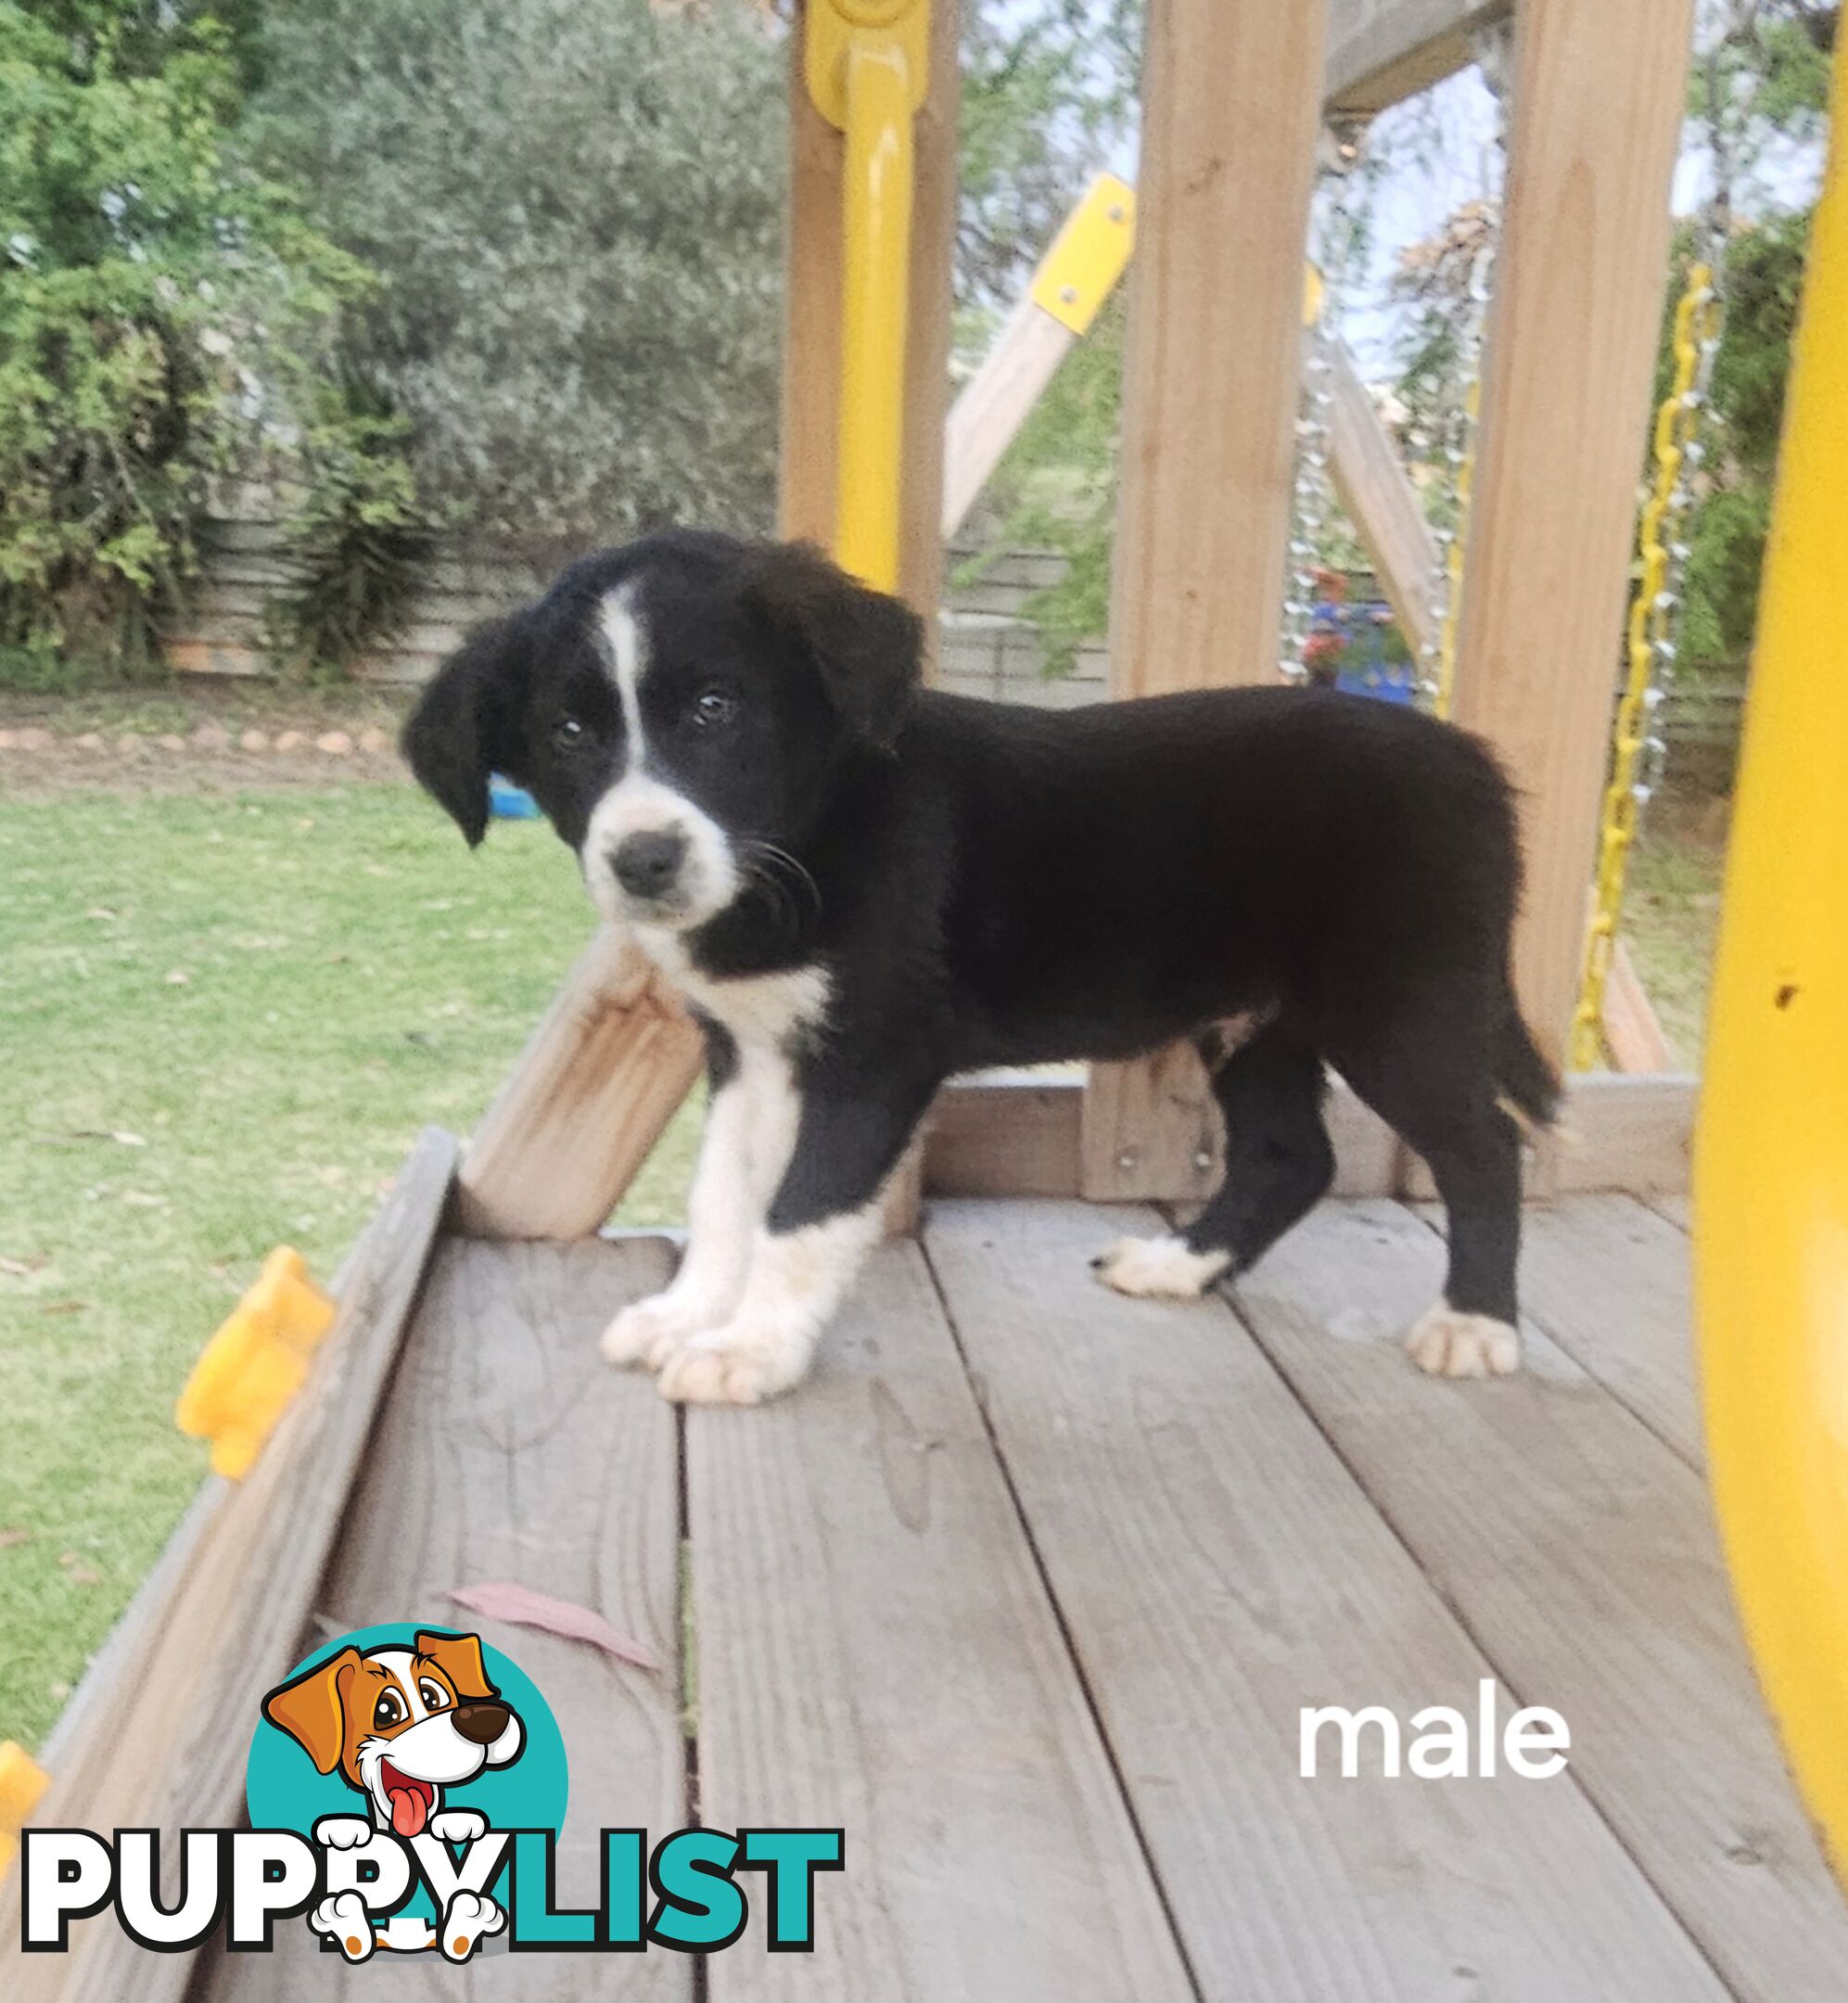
[1030,173,1136,336]
[0,1741,49,1878]
[804,0,930,130]
[175,1247,337,1480]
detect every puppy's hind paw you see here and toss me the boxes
[1090,1234,1230,1300]
[1407,1306,1522,1379]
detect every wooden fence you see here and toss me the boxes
[161,517,1741,739]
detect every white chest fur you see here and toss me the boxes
[632,925,831,1055]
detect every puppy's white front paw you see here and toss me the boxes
[1090,1233,1230,1300]
[656,1322,812,1407]
[600,1291,718,1371]
[429,1807,487,1844]
[312,1814,375,1851]
[440,1889,506,1962]
[312,1891,375,1962]
[1407,1306,1522,1379]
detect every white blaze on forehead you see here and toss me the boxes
[580,581,741,928]
[599,584,647,775]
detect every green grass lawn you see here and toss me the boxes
[0,782,698,1749]
[0,763,1727,1754]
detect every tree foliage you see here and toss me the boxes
[244,0,788,555]
[0,1,363,679]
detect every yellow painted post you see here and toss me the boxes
[805,0,932,592]
[1697,31,1848,1882]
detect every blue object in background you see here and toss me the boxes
[490,774,542,820]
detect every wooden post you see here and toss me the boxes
[1081,0,1328,1201]
[1451,0,1695,1067]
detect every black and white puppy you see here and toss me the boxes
[403,529,1556,1406]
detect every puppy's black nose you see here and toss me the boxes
[452,1701,511,1746]
[610,828,688,899]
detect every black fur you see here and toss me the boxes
[405,529,1555,1331]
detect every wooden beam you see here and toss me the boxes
[0,1131,457,2001]
[1450,0,1695,1069]
[454,926,704,1240]
[1325,336,1442,658]
[1326,0,1512,112]
[1081,0,1327,1202]
[928,1071,1697,1204]
[941,295,1077,540]
[1602,939,1676,1073]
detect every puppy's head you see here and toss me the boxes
[401,530,924,933]
[261,1630,524,1837]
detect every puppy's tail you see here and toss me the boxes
[1496,998,1561,1136]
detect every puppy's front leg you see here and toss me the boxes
[601,1034,798,1371]
[657,1073,938,1408]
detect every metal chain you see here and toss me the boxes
[1570,265,1725,1067]
[1281,119,1370,684]
[1422,23,1510,718]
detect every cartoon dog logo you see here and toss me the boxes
[261,1628,524,1959]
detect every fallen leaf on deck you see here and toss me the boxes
[445,1583,659,1673]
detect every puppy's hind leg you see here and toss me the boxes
[1333,1014,1527,1379]
[1093,1022,1332,1298]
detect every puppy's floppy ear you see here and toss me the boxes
[746,540,924,749]
[401,616,525,846]
[414,1629,498,1702]
[262,1645,362,1776]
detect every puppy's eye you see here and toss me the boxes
[552,716,585,751]
[691,688,736,728]
[373,1690,404,1729]
[417,1679,450,1712]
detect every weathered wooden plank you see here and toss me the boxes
[454,926,705,1241]
[1230,1198,1848,2003]
[1325,337,1441,659]
[193,1235,689,2002]
[1511,1193,1701,1468]
[1326,0,1511,111]
[1,1129,457,2003]
[1084,0,1327,1199]
[924,1199,1727,2002]
[1451,0,1696,1064]
[1648,1190,1692,1231]
[941,296,1077,539]
[1551,1072,1697,1193]
[687,1239,1194,1999]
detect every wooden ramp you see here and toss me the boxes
[174,1192,1844,2001]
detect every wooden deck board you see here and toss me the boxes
[686,1238,1194,2002]
[1510,1193,1702,1467]
[924,1199,1729,2003]
[1228,1199,1848,2003]
[194,1237,690,2003]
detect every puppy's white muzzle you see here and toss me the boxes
[581,775,738,931]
